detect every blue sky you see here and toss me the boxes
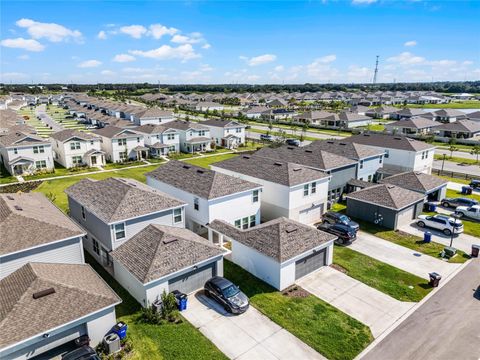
[1,0,479,84]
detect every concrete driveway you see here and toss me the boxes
[183,291,324,360]
[297,267,415,338]
[351,232,461,280]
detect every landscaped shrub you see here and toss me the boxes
[139,291,180,325]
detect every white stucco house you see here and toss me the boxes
[130,108,175,126]
[93,126,148,162]
[211,154,330,225]
[166,120,212,153]
[207,217,336,290]
[134,124,180,157]
[50,129,106,168]
[202,119,246,149]
[146,160,263,234]
[195,102,224,112]
[111,224,226,307]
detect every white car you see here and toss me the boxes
[417,214,464,236]
[455,205,480,221]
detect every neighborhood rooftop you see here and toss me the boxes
[305,140,384,160]
[345,133,435,152]
[49,128,99,142]
[380,171,448,192]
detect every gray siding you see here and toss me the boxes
[329,165,357,191]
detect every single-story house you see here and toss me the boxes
[380,171,448,202]
[207,217,336,290]
[345,184,425,230]
[111,224,226,306]
[384,117,440,135]
[433,120,480,139]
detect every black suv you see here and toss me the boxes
[322,211,360,232]
[204,276,249,314]
[286,138,300,147]
[469,180,480,189]
[317,223,357,245]
[441,197,479,208]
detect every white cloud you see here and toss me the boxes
[347,65,372,81]
[463,60,473,65]
[171,33,204,44]
[113,54,136,63]
[18,54,30,60]
[199,64,213,72]
[202,43,211,49]
[274,65,285,72]
[387,52,425,65]
[1,72,28,81]
[16,18,82,42]
[78,59,102,68]
[404,40,417,47]
[148,24,178,39]
[101,70,115,76]
[120,25,147,39]
[429,59,456,66]
[0,37,45,52]
[316,54,337,63]
[242,54,277,66]
[97,30,107,40]
[129,44,200,61]
[352,0,377,4]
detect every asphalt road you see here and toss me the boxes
[435,148,479,161]
[363,258,480,360]
[35,104,63,131]
[433,159,480,176]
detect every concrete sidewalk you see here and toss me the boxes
[297,267,415,338]
[351,232,461,280]
[183,291,324,360]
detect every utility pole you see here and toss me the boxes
[158,80,160,93]
[372,55,379,84]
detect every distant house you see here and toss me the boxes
[0,130,54,176]
[207,217,336,290]
[130,108,175,126]
[295,111,372,128]
[365,106,399,119]
[293,110,335,125]
[432,120,480,139]
[166,120,212,153]
[65,177,186,272]
[243,106,269,119]
[427,109,468,123]
[111,224,226,306]
[266,98,288,107]
[93,126,148,162]
[391,108,428,120]
[195,102,224,112]
[212,154,329,225]
[50,129,106,168]
[146,160,262,235]
[384,117,439,135]
[202,119,246,148]
[0,193,85,279]
[134,124,180,157]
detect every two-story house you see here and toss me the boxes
[93,126,148,162]
[134,124,180,157]
[50,129,106,168]
[130,108,175,126]
[0,130,54,175]
[146,160,263,235]
[166,120,211,153]
[212,155,330,225]
[65,177,187,272]
[201,119,246,149]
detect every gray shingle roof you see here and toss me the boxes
[380,171,448,193]
[134,124,177,135]
[305,140,384,160]
[65,177,185,224]
[146,160,261,200]
[165,120,208,131]
[208,217,336,263]
[93,126,139,138]
[346,184,425,210]
[201,119,245,128]
[385,117,439,129]
[345,133,435,152]
[0,131,49,147]
[0,193,85,256]
[433,119,480,133]
[212,154,327,186]
[50,129,99,142]
[111,224,226,283]
[0,263,121,349]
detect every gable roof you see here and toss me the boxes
[385,117,439,129]
[146,160,261,200]
[208,217,336,263]
[380,171,448,193]
[0,131,48,147]
[0,193,85,256]
[65,177,185,224]
[133,124,177,135]
[0,263,120,350]
[201,119,245,128]
[212,154,327,186]
[93,126,139,138]
[305,140,384,160]
[111,224,225,283]
[433,119,480,133]
[345,133,435,152]
[346,184,425,210]
[132,108,173,118]
[50,129,99,142]
[166,120,209,131]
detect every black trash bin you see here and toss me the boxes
[429,272,442,287]
[471,244,480,258]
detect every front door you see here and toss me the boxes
[91,156,97,165]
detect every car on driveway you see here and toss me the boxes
[469,179,480,189]
[317,223,356,245]
[417,214,464,236]
[260,134,274,141]
[204,276,249,314]
[455,205,480,220]
[322,211,360,232]
[441,197,479,209]
[285,138,300,147]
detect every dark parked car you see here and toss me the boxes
[469,179,480,189]
[204,276,249,314]
[317,223,356,245]
[441,197,479,208]
[285,138,300,146]
[260,134,273,141]
[322,211,360,232]
[62,346,100,360]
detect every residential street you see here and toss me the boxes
[362,258,480,360]
[35,104,63,131]
[435,148,479,161]
[432,159,480,176]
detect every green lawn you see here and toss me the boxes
[184,153,238,169]
[23,163,97,181]
[434,154,479,165]
[438,176,473,185]
[333,246,432,302]
[446,189,480,202]
[224,261,373,360]
[168,153,198,160]
[248,128,319,142]
[103,161,146,170]
[85,253,227,360]
[236,141,265,152]
[0,164,16,184]
[406,100,480,109]
[247,121,352,137]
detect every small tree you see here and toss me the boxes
[448,138,458,158]
[471,145,480,163]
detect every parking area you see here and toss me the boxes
[351,231,461,280]
[182,291,324,360]
[296,266,415,338]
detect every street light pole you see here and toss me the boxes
[441,154,447,173]
[449,213,459,248]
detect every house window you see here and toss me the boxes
[199,130,206,136]
[379,156,383,164]
[35,160,47,169]
[368,175,373,182]
[242,217,249,229]
[359,160,364,169]
[303,184,309,196]
[72,155,82,165]
[33,146,45,154]
[92,239,100,255]
[425,150,429,158]
[167,133,175,140]
[90,140,94,145]
[384,150,389,158]
[70,142,81,150]
[13,148,18,154]
[169,146,176,152]
[311,182,317,194]
[252,190,259,203]
[234,219,241,228]
[114,223,126,240]
[174,208,182,223]
[81,206,86,220]
[137,137,140,143]
[194,197,199,211]
[236,128,241,133]
[118,138,127,146]
[119,152,127,161]
[249,215,256,228]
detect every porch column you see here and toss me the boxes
[219,234,224,247]
[207,228,213,243]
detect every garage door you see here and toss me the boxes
[168,263,216,294]
[295,249,326,280]
[397,206,415,228]
[299,204,323,225]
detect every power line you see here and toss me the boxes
[372,55,379,84]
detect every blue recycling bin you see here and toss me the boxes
[429,203,437,212]
[424,231,432,243]
[461,186,472,194]
[179,297,188,311]
[112,322,127,340]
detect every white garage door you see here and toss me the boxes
[397,206,415,227]
[299,204,323,225]
[168,263,216,294]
